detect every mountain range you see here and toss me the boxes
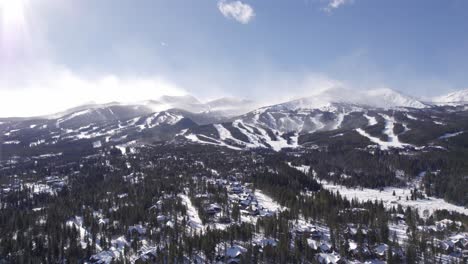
[1,87,468,157]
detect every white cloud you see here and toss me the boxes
[217,0,255,24]
[323,0,354,12]
[0,63,187,117]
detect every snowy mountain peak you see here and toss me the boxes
[434,89,468,104]
[269,87,427,111]
[206,97,253,107]
[363,88,427,109]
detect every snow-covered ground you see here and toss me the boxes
[288,163,311,174]
[179,194,204,232]
[439,131,464,139]
[405,114,418,120]
[356,114,411,150]
[186,120,298,151]
[56,109,91,127]
[3,140,20,144]
[364,114,378,126]
[254,190,285,212]
[389,221,408,244]
[287,163,468,217]
[322,182,468,217]
[233,120,295,151]
[332,112,345,130]
[66,216,90,249]
[145,112,183,129]
[88,236,129,264]
[24,183,56,195]
[185,133,242,150]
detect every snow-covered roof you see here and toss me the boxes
[225,245,247,258]
[128,224,147,235]
[316,252,341,264]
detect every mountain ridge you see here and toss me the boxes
[3,87,468,120]
[433,88,468,104]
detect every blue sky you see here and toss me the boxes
[0,0,468,116]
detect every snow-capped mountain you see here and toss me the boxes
[272,87,427,111]
[142,95,207,113]
[182,88,468,151]
[0,94,257,157]
[54,104,154,129]
[205,97,260,117]
[3,88,468,155]
[140,95,259,117]
[184,101,468,151]
[433,89,468,104]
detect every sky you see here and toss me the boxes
[0,0,468,117]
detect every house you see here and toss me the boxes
[294,224,323,240]
[307,239,319,251]
[166,220,174,228]
[259,209,274,217]
[450,233,468,249]
[156,215,168,223]
[204,203,222,215]
[135,251,157,264]
[239,197,252,208]
[392,246,405,260]
[230,186,244,194]
[373,243,389,259]
[348,240,358,256]
[218,245,247,264]
[315,252,341,264]
[437,239,455,253]
[391,213,405,221]
[311,229,324,240]
[320,242,332,253]
[345,225,358,237]
[350,243,373,258]
[98,218,109,226]
[255,238,278,248]
[128,224,147,236]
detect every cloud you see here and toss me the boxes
[248,72,345,106]
[0,63,187,117]
[323,0,354,12]
[217,0,255,24]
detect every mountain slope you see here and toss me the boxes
[3,88,468,156]
[141,95,258,117]
[274,87,427,111]
[434,89,468,104]
[182,88,467,152]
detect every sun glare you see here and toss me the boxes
[0,0,31,58]
[0,0,27,27]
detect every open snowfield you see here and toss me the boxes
[178,194,204,232]
[288,163,468,217]
[322,182,468,217]
[254,190,285,212]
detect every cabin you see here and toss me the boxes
[315,252,341,264]
[204,203,222,215]
[373,243,389,260]
[128,224,147,236]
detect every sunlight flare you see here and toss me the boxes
[0,0,27,26]
[0,0,31,59]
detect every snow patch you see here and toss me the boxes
[439,131,464,140]
[179,194,204,232]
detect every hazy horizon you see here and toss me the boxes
[1,0,468,117]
